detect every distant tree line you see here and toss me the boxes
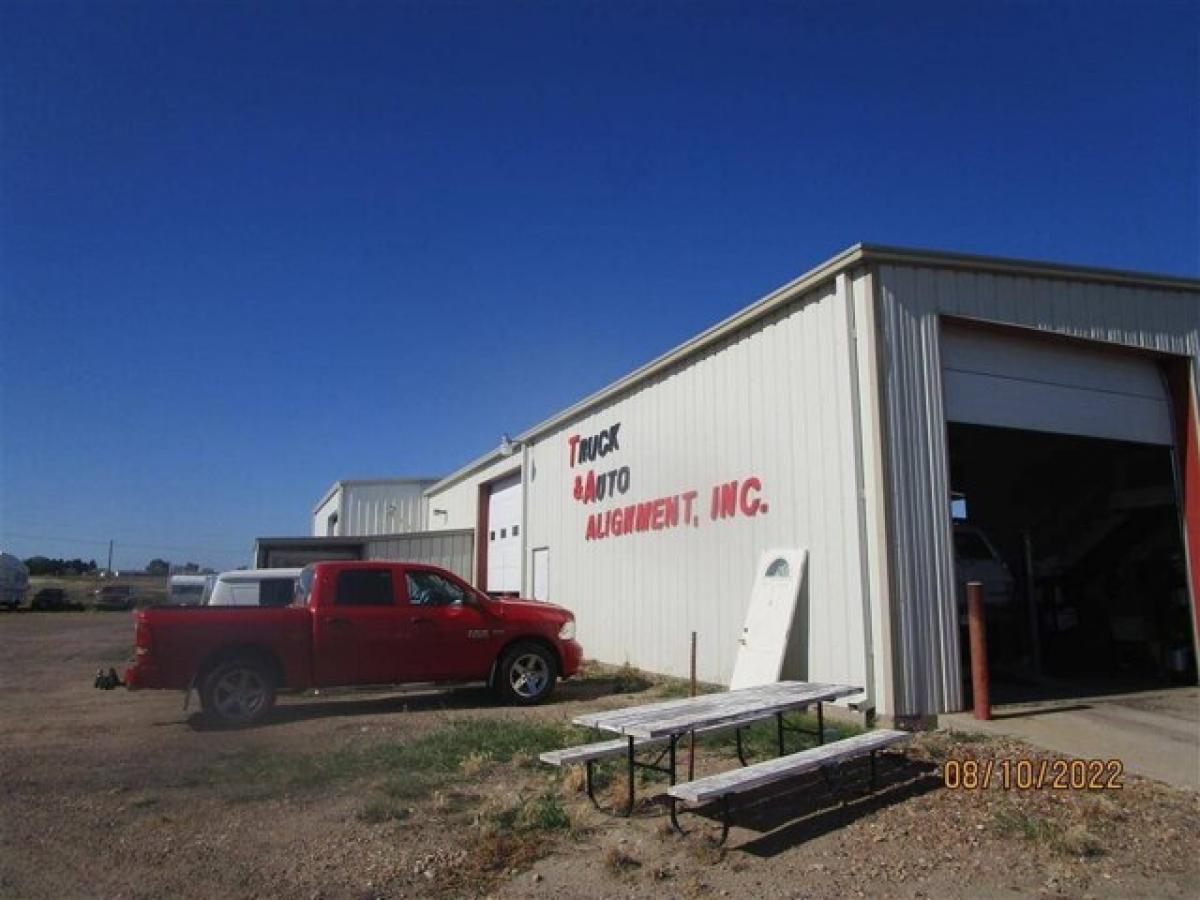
[24,557,99,576]
[147,559,212,576]
[22,556,215,577]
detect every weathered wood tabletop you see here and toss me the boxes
[573,680,861,739]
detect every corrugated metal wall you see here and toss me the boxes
[520,277,871,691]
[875,263,1200,716]
[365,529,474,582]
[429,457,522,531]
[343,483,431,536]
[312,491,341,537]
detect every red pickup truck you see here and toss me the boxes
[117,560,582,726]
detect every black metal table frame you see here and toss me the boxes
[583,701,827,819]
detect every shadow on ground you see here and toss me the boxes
[669,754,941,855]
[179,685,512,730]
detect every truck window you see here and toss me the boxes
[259,578,295,607]
[335,568,394,606]
[297,566,315,605]
[406,570,469,607]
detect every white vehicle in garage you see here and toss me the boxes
[204,568,302,607]
[953,525,1014,610]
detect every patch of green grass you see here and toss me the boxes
[478,790,571,834]
[612,663,653,694]
[516,790,571,832]
[207,717,591,802]
[993,806,1061,845]
[654,679,693,698]
[704,712,860,759]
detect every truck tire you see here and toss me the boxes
[494,641,557,705]
[199,657,277,726]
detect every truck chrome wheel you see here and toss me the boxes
[509,652,549,699]
[210,666,270,724]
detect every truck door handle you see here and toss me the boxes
[410,617,432,625]
[323,616,351,627]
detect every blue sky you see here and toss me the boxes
[1,1,1197,570]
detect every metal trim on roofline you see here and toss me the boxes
[426,243,1200,495]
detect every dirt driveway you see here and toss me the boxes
[1,611,1197,899]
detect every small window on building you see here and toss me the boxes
[490,531,495,541]
[500,528,507,538]
[335,568,394,606]
[512,525,519,537]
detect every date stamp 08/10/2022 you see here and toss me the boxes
[943,758,1125,791]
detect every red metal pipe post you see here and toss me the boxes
[687,631,697,780]
[967,581,991,720]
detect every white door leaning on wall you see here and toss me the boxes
[729,548,808,690]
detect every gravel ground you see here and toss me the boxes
[0,610,1197,899]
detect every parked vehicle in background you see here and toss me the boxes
[30,588,84,611]
[0,553,29,610]
[112,560,582,726]
[93,585,135,611]
[953,525,1015,608]
[168,575,213,606]
[204,568,301,607]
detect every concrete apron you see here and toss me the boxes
[939,686,1200,791]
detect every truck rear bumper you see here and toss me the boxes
[121,660,157,690]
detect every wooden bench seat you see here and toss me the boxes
[539,736,659,767]
[669,728,908,804]
[666,729,909,844]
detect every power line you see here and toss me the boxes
[0,530,248,555]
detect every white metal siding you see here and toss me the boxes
[521,278,870,692]
[312,491,341,537]
[876,264,1200,716]
[427,457,522,532]
[342,483,431,536]
[364,529,474,582]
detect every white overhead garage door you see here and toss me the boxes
[486,473,522,593]
[941,324,1173,445]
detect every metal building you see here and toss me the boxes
[313,478,439,537]
[253,529,474,580]
[425,245,1199,720]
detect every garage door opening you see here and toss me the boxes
[948,422,1196,703]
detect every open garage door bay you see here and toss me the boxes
[942,324,1174,446]
[941,323,1196,703]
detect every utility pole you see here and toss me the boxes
[107,540,113,575]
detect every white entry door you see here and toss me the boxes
[486,473,522,593]
[729,549,808,690]
[531,547,549,601]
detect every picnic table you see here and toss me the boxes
[566,680,862,816]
